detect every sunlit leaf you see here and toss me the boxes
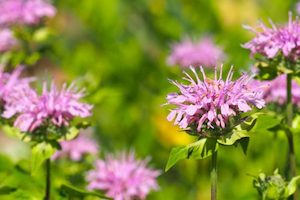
[31,142,58,174]
[165,138,218,171]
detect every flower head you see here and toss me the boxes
[0,29,17,52]
[0,66,32,106]
[86,152,160,200]
[296,2,300,15]
[0,0,56,26]
[252,74,300,106]
[243,13,300,61]
[52,133,98,161]
[166,66,265,134]
[167,37,225,68]
[3,81,93,133]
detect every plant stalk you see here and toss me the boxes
[211,151,217,200]
[286,74,298,200]
[44,158,51,200]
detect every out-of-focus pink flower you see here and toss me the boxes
[252,74,300,106]
[0,0,56,26]
[166,66,265,133]
[0,29,17,52]
[167,37,225,68]
[0,66,33,104]
[296,2,300,15]
[243,12,300,61]
[52,134,98,161]
[3,81,93,132]
[86,152,160,200]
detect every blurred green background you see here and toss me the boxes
[2,0,300,199]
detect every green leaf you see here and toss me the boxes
[165,138,218,172]
[59,184,111,199]
[252,114,281,132]
[63,126,80,141]
[0,186,17,195]
[31,142,57,174]
[238,137,250,155]
[217,129,249,146]
[287,176,300,196]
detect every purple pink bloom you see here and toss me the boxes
[243,13,300,61]
[0,66,33,105]
[0,0,56,26]
[296,2,300,16]
[3,81,93,132]
[166,66,265,133]
[86,152,160,200]
[52,133,98,161]
[0,29,17,52]
[252,74,300,106]
[167,37,225,68]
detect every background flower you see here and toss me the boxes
[252,74,300,106]
[52,132,98,161]
[167,37,225,68]
[243,13,300,61]
[0,29,17,52]
[0,0,56,26]
[86,152,160,200]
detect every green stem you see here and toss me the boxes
[211,151,217,200]
[286,74,298,200]
[44,158,51,200]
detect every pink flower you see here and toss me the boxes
[253,74,300,106]
[0,29,17,52]
[243,13,300,61]
[0,0,56,26]
[3,81,93,132]
[296,2,300,15]
[0,66,33,104]
[167,37,225,68]
[166,66,265,133]
[86,152,160,200]
[52,133,98,161]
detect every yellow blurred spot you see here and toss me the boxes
[148,0,166,16]
[153,112,193,147]
[215,0,258,28]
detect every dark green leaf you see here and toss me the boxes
[0,186,17,195]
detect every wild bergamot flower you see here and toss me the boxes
[166,66,265,135]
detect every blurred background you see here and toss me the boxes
[1,0,300,199]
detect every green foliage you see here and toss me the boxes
[165,138,218,171]
[253,170,300,200]
[30,141,58,174]
[59,184,111,199]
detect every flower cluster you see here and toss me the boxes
[243,13,300,62]
[3,81,93,133]
[86,152,160,200]
[0,29,17,52]
[52,133,98,161]
[0,0,56,26]
[252,74,300,106]
[166,66,265,134]
[167,37,225,68]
